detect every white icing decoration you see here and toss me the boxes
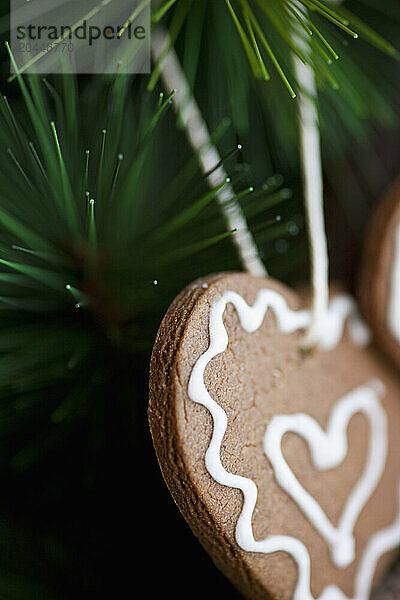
[318,295,371,351]
[187,288,400,600]
[388,223,400,343]
[264,380,387,569]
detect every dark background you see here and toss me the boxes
[0,2,399,599]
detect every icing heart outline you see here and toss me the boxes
[264,380,387,569]
[187,287,400,600]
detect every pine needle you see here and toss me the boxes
[50,121,80,234]
[247,7,297,98]
[153,0,179,23]
[0,258,65,291]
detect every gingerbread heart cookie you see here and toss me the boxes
[359,176,400,371]
[148,273,400,600]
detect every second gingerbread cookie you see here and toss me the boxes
[149,273,400,600]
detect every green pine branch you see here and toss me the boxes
[151,0,399,96]
[0,52,299,470]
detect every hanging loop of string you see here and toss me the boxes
[152,17,329,347]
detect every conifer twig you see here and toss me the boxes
[151,25,267,278]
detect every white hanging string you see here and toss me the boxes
[151,26,267,278]
[292,5,330,348]
[152,15,330,345]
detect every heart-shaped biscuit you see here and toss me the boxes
[359,175,400,370]
[149,273,400,600]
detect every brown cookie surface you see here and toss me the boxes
[359,175,400,371]
[149,272,400,600]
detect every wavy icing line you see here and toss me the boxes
[187,289,400,600]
